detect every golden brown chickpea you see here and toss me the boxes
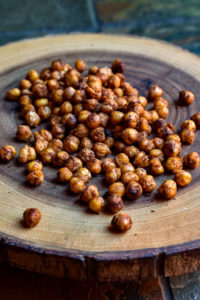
[48,139,63,152]
[64,86,76,100]
[75,59,86,73]
[90,127,105,142]
[7,88,21,101]
[107,75,121,89]
[47,79,59,91]
[112,59,125,73]
[21,104,36,117]
[153,137,165,150]
[153,118,167,131]
[135,168,147,180]
[49,115,61,127]
[181,120,196,131]
[16,125,32,141]
[59,101,73,115]
[63,135,80,153]
[52,88,64,104]
[148,110,159,125]
[89,196,105,214]
[19,95,32,107]
[114,153,129,167]
[136,117,149,132]
[141,110,151,122]
[166,134,181,142]
[51,124,65,139]
[123,111,139,128]
[80,137,93,149]
[73,124,89,139]
[23,208,41,228]
[65,156,82,173]
[149,149,164,162]
[57,167,73,183]
[133,152,149,168]
[100,100,118,114]
[39,129,53,142]
[191,112,200,128]
[99,112,109,127]
[112,125,124,140]
[183,152,200,169]
[105,168,121,184]
[35,138,49,154]
[158,180,177,199]
[84,99,100,112]
[109,111,124,126]
[32,83,48,98]
[40,68,51,80]
[107,194,123,213]
[155,105,169,119]
[51,59,66,71]
[116,97,128,111]
[20,79,32,90]
[27,160,43,172]
[138,138,155,153]
[127,102,144,116]
[163,139,181,157]
[121,172,139,185]
[157,124,175,139]
[111,212,132,232]
[26,70,39,82]
[121,128,139,145]
[179,90,194,105]
[25,111,41,127]
[126,181,143,200]
[87,158,102,174]
[27,170,44,186]
[89,65,99,75]
[165,157,183,173]
[61,113,77,128]
[70,177,85,194]
[21,88,33,97]
[74,168,91,183]
[0,145,16,162]
[93,143,111,159]
[120,163,135,174]
[102,158,116,172]
[114,87,123,97]
[104,136,115,149]
[40,148,55,164]
[180,129,195,144]
[139,96,148,108]
[124,145,140,160]
[140,175,156,193]
[86,80,102,100]
[53,151,69,167]
[51,70,62,81]
[108,182,125,197]
[80,185,99,203]
[174,170,192,187]
[148,158,164,175]
[77,148,95,163]
[148,85,163,101]
[18,145,36,163]
[114,141,126,153]
[34,98,49,108]
[37,105,52,120]
[78,110,91,123]
[154,97,168,108]
[85,113,100,129]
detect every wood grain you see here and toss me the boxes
[0,34,199,281]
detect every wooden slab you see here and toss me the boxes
[0,34,199,281]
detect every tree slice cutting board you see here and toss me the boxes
[0,34,199,282]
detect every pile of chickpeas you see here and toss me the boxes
[1,58,200,232]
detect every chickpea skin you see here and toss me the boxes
[87,158,102,174]
[77,148,95,163]
[181,120,196,132]
[57,167,73,183]
[107,194,124,213]
[158,180,177,199]
[93,143,111,159]
[63,135,80,153]
[148,85,163,101]
[111,213,132,232]
[80,185,99,203]
[89,196,105,214]
[7,88,21,101]
[27,160,43,172]
[180,129,195,144]
[106,168,121,184]
[23,208,42,228]
[17,125,32,141]
[74,168,91,183]
[102,158,116,172]
[126,181,143,200]
[108,182,125,197]
[121,128,139,145]
[53,151,69,167]
[174,170,192,187]
[179,90,194,105]
[70,177,85,194]
[183,152,199,169]
[27,170,44,186]
[140,175,156,193]
[114,153,129,167]
[0,145,17,162]
[165,157,183,173]
[18,145,36,163]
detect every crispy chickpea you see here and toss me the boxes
[40,68,51,80]
[156,105,169,119]
[21,104,35,117]
[121,128,139,145]
[120,163,135,174]
[84,99,100,112]
[174,170,192,187]
[114,153,129,167]
[59,101,73,115]
[0,145,16,162]
[157,124,175,139]
[140,175,156,193]
[183,152,199,169]
[149,149,164,162]
[63,135,80,153]
[39,129,53,142]
[16,125,32,141]
[109,111,124,126]
[37,105,51,120]
[111,213,132,232]
[51,59,66,71]
[181,120,196,132]
[154,97,168,108]
[61,113,77,128]
[99,112,109,127]
[64,86,76,101]
[75,59,86,72]
[47,79,59,91]
[114,141,126,153]
[153,118,167,131]
[93,143,111,159]
[40,148,55,164]
[166,134,181,142]
[87,158,102,174]
[165,157,183,173]
[23,208,41,228]
[149,158,164,175]
[65,156,82,173]
[86,113,101,128]
[153,137,164,150]
[77,148,95,163]
[80,137,93,149]
[26,70,39,82]
[90,127,105,142]
[70,177,85,194]
[158,180,177,199]
[112,125,124,140]
[104,136,115,148]
[100,100,118,114]
[123,112,139,128]
[25,111,41,127]
[52,88,64,104]
[148,85,163,101]
[106,167,121,184]
[108,182,125,197]
[78,110,91,123]
[138,96,147,108]
[32,83,48,98]
[73,124,89,139]
[7,88,21,101]
[18,145,36,163]
[27,160,43,172]
[89,196,105,213]
[102,158,116,172]
[112,59,125,73]
[19,95,32,107]
[163,139,181,157]
[124,145,140,160]
[57,167,73,183]
[35,138,48,154]
[117,97,128,111]
[136,117,149,132]
[138,138,155,153]
[179,90,194,105]
[48,139,63,152]
[148,110,159,125]
[53,151,69,167]
[74,168,91,183]
[133,152,149,168]
[20,79,32,90]
[80,185,99,203]
[135,168,147,180]
[89,65,99,75]
[34,98,49,108]
[180,129,195,144]
[51,124,65,139]
[121,172,139,185]
[27,170,44,186]
[49,115,61,127]
[114,87,123,97]
[107,194,123,213]
[191,112,200,128]
[126,181,142,200]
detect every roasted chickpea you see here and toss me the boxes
[65,156,83,172]
[48,139,63,152]
[116,97,128,111]
[21,104,36,117]
[114,141,126,153]
[191,112,200,128]
[114,153,129,167]
[34,98,48,108]
[93,143,111,159]
[155,105,169,119]
[89,65,99,75]
[163,139,181,157]
[111,213,132,232]
[153,118,167,131]
[53,151,69,167]
[148,85,163,101]
[104,136,115,149]
[84,98,100,112]
[27,170,44,186]
[179,90,194,105]
[39,129,53,142]
[47,79,59,91]
[108,182,125,197]
[148,158,164,175]
[78,110,91,123]
[16,125,32,141]
[106,167,121,184]
[112,125,124,140]
[149,149,164,162]
[102,158,116,172]
[174,170,192,187]
[121,172,139,185]
[154,97,168,108]
[85,113,101,129]
[18,145,36,163]
[87,158,102,174]
[138,138,155,153]
[138,96,147,108]
[75,59,86,72]
[40,148,55,164]
[64,86,76,100]
[27,160,43,172]
[121,128,139,145]
[166,134,181,142]
[77,148,95,163]
[180,129,195,144]
[123,112,139,128]
[135,168,147,180]
[0,145,16,162]
[35,138,48,154]
[140,175,156,193]
[49,115,61,127]
[133,152,149,168]
[181,120,196,132]
[52,88,64,104]
[127,102,144,117]
[158,180,177,199]
[70,177,85,194]
[112,59,125,73]
[148,110,159,125]
[153,137,165,150]
[109,111,124,126]
[61,113,77,129]
[51,59,66,71]
[126,181,142,200]
[183,152,199,169]
[25,111,40,127]
[90,127,105,142]
[114,87,123,97]
[26,69,39,82]
[80,137,93,149]
[40,68,51,80]
[120,163,135,174]
[73,124,89,139]
[74,168,91,183]
[136,117,149,132]
[74,90,86,104]
[80,185,99,203]
[89,196,105,213]
[37,105,51,120]
[23,208,41,228]
[157,124,175,139]
[124,145,140,160]
[20,79,32,90]
[7,88,21,101]
[99,112,109,127]
[57,167,73,183]
[32,83,48,98]
[59,101,72,115]
[107,194,123,213]
[19,95,32,107]
[165,157,183,173]
[63,135,80,153]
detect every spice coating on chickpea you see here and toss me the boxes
[70,177,85,194]
[80,185,99,203]
[163,139,181,157]
[102,158,116,172]
[93,143,111,159]
[27,160,43,172]
[111,213,132,232]
[165,157,183,173]
[27,170,44,186]
[149,158,164,175]
[57,167,73,183]
[23,208,42,228]
[18,145,36,163]
[53,151,69,167]
[108,182,125,197]
[126,181,143,200]
[89,196,105,213]
[74,168,91,183]
[0,145,17,162]
[179,90,194,105]
[114,153,129,167]
[87,158,102,174]
[17,125,32,141]
[121,172,139,185]
[107,194,124,213]
[174,170,192,187]
[184,152,199,169]
[106,168,121,184]
[148,85,163,101]
[158,180,177,199]
[140,175,156,193]
[180,129,195,144]
[63,135,80,153]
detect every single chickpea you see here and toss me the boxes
[163,139,181,157]
[51,59,66,71]
[48,139,63,152]
[27,160,43,172]
[183,152,199,169]
[133,152,149,168]
[149,149,164,162]
[114,153,129,167]
[121,172,139,185]
[105,168,121,184]
[18,145,36,163]
[53,151,69,167]
[20,79,32,90]
[174,170,192,187]
[112,59,125,73]
[61,113,77,128]
[124,146,140,160]
[35,138,48,154]
[63,135,80,153]
[139,96,148,108]
[37,105,52,120]
[73,124,89,139]
[40,148,56,164]
[7,88,21,101]
[148,85,163,101]
[89,65,99,75]
[0,145,16,162]
[40,68,51,80]
[89,196,105,214]
[19,95,32,107]
[121,128,139,145]
[109,111,124,126]
[148,110,159,124]
[57,167,73,183]
[23,208,41,228]
[141,110,151,122]
[21,104,36,117]
[70,177,85,194]
[123,112,139,128]
[25,111,41,127]
[104,136,115,149]
[153,118,167,131]
[166,134,181,142]
[52,88,64,104]
[114,88,124,97]
[107,194,123,213]
[86,113,101,129]
[179,90,194,105]
[93,143,111,159]
[148,158,164,175]
[77,111,91,124]
[87,158,102,174]
[51,124,65,139]
[84,99,100,112]
[102,158,116,172]
[112,125,124,140]
[153,137,165,150]
[181,120,196,131]
[65,156,82,173]
[16,125,32,141]
[59,101,73,115]
[114,141,126,153]
[135,168,147,180]
[191,112,200,128]
[111,213,132,232]
[158,180,177,199]
[155,105,169,119]
[49,115,61,127]
[80,185,99,203]
[80,137,93,149]
[116,97,128,111]
[165,157,183,173]
[74,168,91,183]
[140,175,156,193]
[180,129,195,144]
[99,112,109,127]
[157,124,175,139]
[100,100,118,114]
[138,138,155,153]
[136,117,149,132]
[90,127,105,143]
[108,182,125,197]
[27,170,44,186]
[39,129,53,142]
[26,70,39,82]
[32,83,48,98]
[126,181,143,200]
[34,98,49,108]
[75,59,87,73]
[153,97,168,108]
[64,86,76,100]
[47,79,59,91]
[120,163,135,174]
[77,148,95,163]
